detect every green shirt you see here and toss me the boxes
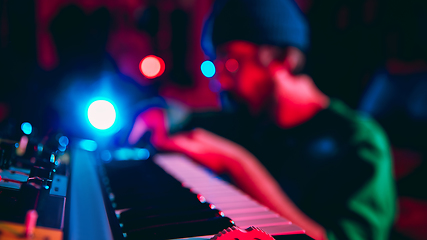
[180,99,396,239]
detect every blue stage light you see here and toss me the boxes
[88,100,116,130]
[201,60,216,78]
[78,139,98,151]
[136,148,150,160]
[58,136,69,147]
[114,148,133,161]
[21,122,32,135]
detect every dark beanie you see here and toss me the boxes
[201,0,310,59]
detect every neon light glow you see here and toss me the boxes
[201,60,216,78]
[136,148,150,160]
[139,55,165,79]
[113,148,150,161]
[21,122,32,135]
[114,148,134,160]
[225,58,239,72]
[88,100,116,130]
[79,139,98,151]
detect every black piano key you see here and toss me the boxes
[104,161,185,197]
[107,171,181,186]
[125,216,235,240]
[119,202,214,220]
[103,160,171,179]
[109,181,182,195]
[275,235,314,240]
[114,190,203,209]
[112,184,191,201]
[120,209,224,232]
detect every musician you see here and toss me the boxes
[129,0,396,239]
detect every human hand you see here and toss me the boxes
[165,128,250,173]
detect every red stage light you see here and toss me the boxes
[139,55,165,79]
[225,58,239,73]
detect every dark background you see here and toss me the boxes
[1,0,427,239]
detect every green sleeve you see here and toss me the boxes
[327,116,396,240]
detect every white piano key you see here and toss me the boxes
[203,195,252,204]
[234,216,291,228]
[154,154,306,237]
[226,210,280,221]
[257,224,305,235]
[213,200,261,209]
[196,184,244,191]
[221,206,269,214]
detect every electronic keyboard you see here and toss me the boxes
[76,146,313,240]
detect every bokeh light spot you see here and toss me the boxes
[21,122,32,135]
[209,79,221,92]
[50,154,55,163]
[79,139,98,151]
[225,58,239,72]
[139,55,165,79]
[101,150,112,162]
[136,148,150,160]
[201,60,216,78]
[88,100,116,130]
[58,136,69,147]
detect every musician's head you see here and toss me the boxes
[202,0,310,113]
